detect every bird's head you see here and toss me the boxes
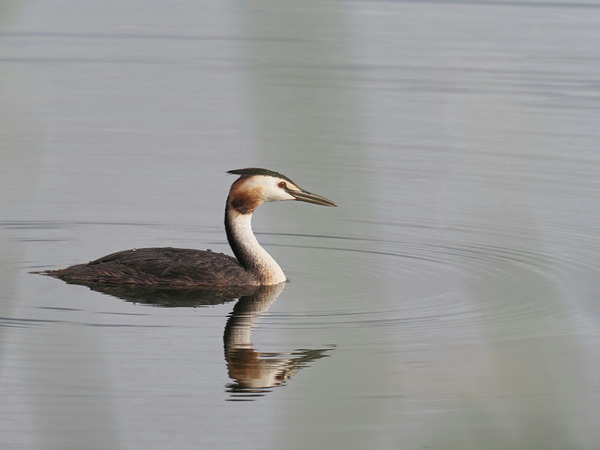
[227,168,337,214]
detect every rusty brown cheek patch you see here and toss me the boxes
[228,186,262,214]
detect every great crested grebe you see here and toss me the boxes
[43,168,336,287]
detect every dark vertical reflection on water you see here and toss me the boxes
[436,149,591,448]
[1,3,122,449]
[238,2,386,446]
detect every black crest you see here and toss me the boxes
[227,168,296,185]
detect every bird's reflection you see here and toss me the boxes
[224,283,332,400]
[63,280,333,399]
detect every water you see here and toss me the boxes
[2,0,600,449]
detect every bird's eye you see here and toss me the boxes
[278,181,287,189]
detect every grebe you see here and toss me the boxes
[43,168,336,287]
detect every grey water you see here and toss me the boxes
[2,0,600,449]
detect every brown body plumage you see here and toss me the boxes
[48,247,259,287]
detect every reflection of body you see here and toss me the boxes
[224,284,332,395]
[41,168,335,287]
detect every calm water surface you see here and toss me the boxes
[2,1,600,449]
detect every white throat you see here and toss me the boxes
[225,210,286,285]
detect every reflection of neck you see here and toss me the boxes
[223,283,333,393]
[224,207,286,285]
[224,284,285,351]
[223,284,287,390]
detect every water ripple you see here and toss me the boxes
[267,217,600,341]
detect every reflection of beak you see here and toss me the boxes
[287,188,337,207]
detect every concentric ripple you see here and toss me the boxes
[261,215,600,344]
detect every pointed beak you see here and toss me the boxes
[287,188,337,207]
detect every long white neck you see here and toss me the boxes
[225,208,287,285]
